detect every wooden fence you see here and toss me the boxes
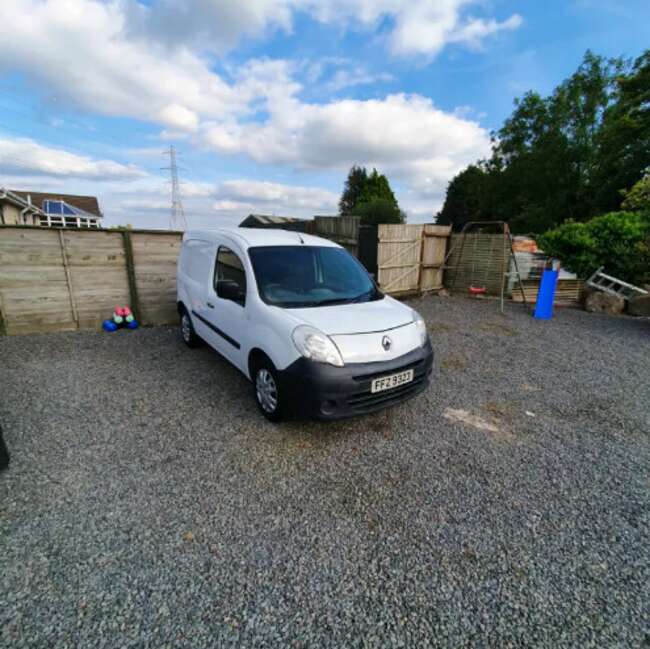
[314,215,361,257]
[445,233,510,295]
[0,226,181,335]
[377,224,451,295]
[1,222,454,336]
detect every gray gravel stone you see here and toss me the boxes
[1,296,649,648]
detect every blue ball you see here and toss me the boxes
[126,319,139,330]
[102,319,118,332]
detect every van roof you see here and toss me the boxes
[184,227,341,249]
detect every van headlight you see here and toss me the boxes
[413,311,428,347]
[292,325,344,367]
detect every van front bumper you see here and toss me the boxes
[278,340,434,420]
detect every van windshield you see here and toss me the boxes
[248,245,382,308]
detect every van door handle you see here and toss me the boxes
[207,302,215,309]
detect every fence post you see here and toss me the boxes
[417,226,426,293]
[58,230,79,329]
[0,291,6,336]
[122,230,142,323]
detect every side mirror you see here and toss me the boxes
[217,279,244,303]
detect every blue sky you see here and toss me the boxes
[1,0,649,229]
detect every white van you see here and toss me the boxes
[177,228,433,421]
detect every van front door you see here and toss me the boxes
[201,245,247,369]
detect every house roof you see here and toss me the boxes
[11,191,102,217]
[240,214,308,227]
[0,188,45,214]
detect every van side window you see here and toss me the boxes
[214,246,247,305]
[182,239,213,280]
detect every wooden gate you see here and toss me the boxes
[377,224,450,295]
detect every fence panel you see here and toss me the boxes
[0,226,183,335]
[445,233,510,295]
[0,228,76,334]
[131,232,183,325]
[314,216,361,257]
[62,230,131,330]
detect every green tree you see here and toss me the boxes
[438,50,650,233]
[357,168,398,206]
[339,165,402,223]
[621,169,650,210]
[594,51,650,212]
[339,165,368,215]
[437,164,490,230]
[491,51,624,231]
[354,197,404,226]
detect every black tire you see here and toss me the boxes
[179,308,201,348]
[0,425,9,471]
[252,357,285,422]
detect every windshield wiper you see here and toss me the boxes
[271,289,379,308]
[312,290,376,307]
[349,289,377,303]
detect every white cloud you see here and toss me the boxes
[0,1,248,130]
[100,177,338,229]
[0,136,147,180]
[325,68,394,92]
[217,179,338,211]
[0,1,520,133]
[203,93,491,207]
[448,14,523,51]
[124,0,295,53]
[0,0,515,222]
[124,0,520,59]
[119,198,170,211]
[157,104,200,132]
[301,0,522,57]
[212,200,256,212]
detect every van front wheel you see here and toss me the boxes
[180,309,201,348]
[253,360,284,422]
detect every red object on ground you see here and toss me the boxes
[114,305,132,317]
[469,286,487,295]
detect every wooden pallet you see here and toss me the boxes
[511,279,584,305]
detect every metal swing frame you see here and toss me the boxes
[441,221,527,313]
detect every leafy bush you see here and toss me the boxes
[621,169,650,211]
[354,197,405,226]
[537,210,650,285]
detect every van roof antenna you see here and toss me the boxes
[297,231,305,244]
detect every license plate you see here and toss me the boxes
[371,369,414,393]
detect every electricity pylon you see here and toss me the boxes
[162,145,187,231]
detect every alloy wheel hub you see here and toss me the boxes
[256,369,278,413]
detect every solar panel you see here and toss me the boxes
[44,200,63,215]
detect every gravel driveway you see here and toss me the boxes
[1,296,649,648]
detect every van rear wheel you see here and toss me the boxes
[180,309,201,348]
[253,359,284,422]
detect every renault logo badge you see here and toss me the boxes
[382,335,392,351]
